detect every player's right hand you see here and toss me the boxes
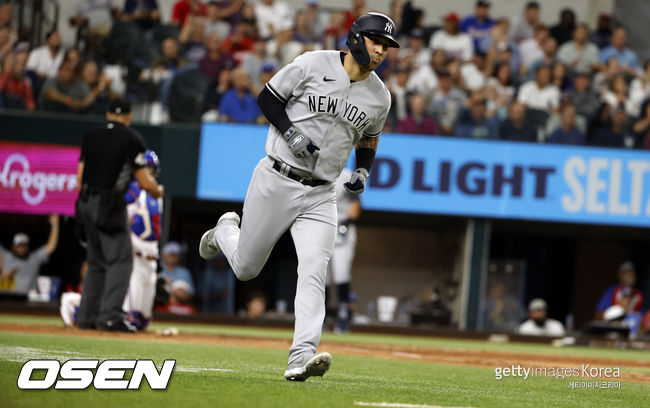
[287,133,320,159]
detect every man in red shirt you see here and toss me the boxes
[0,48,35,110]
[171,0,207,27]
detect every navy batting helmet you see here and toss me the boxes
[346,12,400,66]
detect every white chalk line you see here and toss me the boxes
[354,402,473,408]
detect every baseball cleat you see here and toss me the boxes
[284,352,332,381]
[199,212,240,260]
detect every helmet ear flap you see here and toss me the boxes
[346,27,371,66]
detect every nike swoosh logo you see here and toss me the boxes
[323,76,336,82]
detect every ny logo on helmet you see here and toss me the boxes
[385,22,393,34]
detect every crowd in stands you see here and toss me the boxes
[1,0,650,148]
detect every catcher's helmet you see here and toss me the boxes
[346,12,400,66]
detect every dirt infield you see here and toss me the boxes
[2,322,649,384]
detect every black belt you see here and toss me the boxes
[272,160,329,187]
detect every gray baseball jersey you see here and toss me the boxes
[265,50,390,181]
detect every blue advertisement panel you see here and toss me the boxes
[197,123,650,228]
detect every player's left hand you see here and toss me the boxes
[344,168,369,195]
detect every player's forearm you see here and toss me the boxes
[354,135,379,172]
[257,85,293,134]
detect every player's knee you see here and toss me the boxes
[233,261,262,281]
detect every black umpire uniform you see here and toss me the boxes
[76,99,162,332]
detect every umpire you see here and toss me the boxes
[76,99,164,332]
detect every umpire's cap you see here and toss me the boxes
[346,12,400,66]
[108,98,132,115]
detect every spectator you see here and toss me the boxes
[322,11,347,51]
[589,13,612,49]
[518,298,566,336]
[486,61,515,103]
[241,38,277,89]
[151,36,189,72]
[455,97,498,139]
[218,68,264,123]
[484,281,523,331]
[397,93,439,135]
[204,0,232,40]
[599,27,640,74]
[550,60,570,92]
[387,64,414,126]
[79,59,115,114]
[245,290,267,318]
[266,22,303,68]
[26,29,64,79]
[567,70,599,121]
[406,49,440,95]
[427,70,467,134]
[499,101,536,142]
[628,61,650,118]
[547,104,585,144]
[591,105,634,147]
[509,1,540,43]
[160,241,195,304]
[293,10,314,44]
[39,61,93,113]
[0,2,17,45]
[595,261,644,319]
[123,0,160,32]
[556,23,600,74]
[180,16,207,62]
[171,0,207,27]
[0,214,59,293]
[0,26,13,66]
[602,74,634,116]
[63,48,82,73]
[343,0,366,32]
[592,56,623,95]
[519,24,548,70]
[517,64,560,113]
[526,35,557,81]
[549,8,575,47]
[484,83,508,119]
[0,47,35,110]
[481,18,520,79]
[632,100,650,149]
[460,0,494,51]
[304,0,329,43]
[254,0,292,39]
[430,12,474,62]
[200,253,235,314]
[69,0,118,53]
[221,21,256,56]
[401,27,429,68]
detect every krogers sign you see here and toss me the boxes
[0,141,79,216]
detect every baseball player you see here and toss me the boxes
[328,167,361,334]
[61,150,162,331]
[199,13,398,381]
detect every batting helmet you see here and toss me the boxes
[144,149,161,176]
[346,12,400,66]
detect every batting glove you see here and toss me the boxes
[344,168,369,195]
[285,127,320,159]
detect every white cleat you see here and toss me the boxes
[284,352,332,381]
[198,212,240,260]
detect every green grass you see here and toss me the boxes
[2,313,650,362]
[0,330,648,408]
